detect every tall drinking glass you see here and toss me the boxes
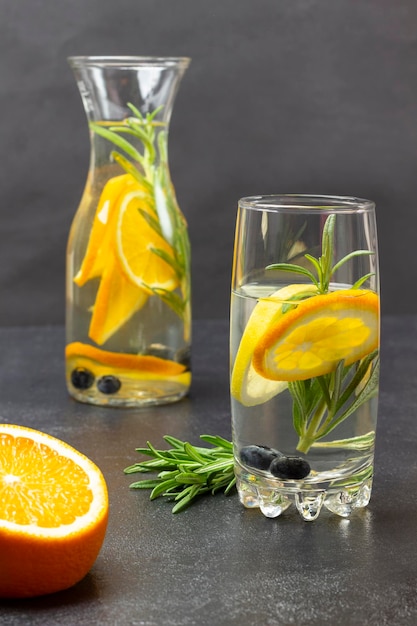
[230,195,380,521]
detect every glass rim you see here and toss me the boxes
[67,56,191,70]
[238,194,375,213]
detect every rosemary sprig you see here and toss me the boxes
[293,353,379,453]
[124,435,236,513]
[264,214,379,452]
[312,430,375,451]
[266,213,375,293]
[89,104,191,331]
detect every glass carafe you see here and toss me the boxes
[66,56,191,407]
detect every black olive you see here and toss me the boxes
[269,456,311,480]
[97,375,121,394]
[240,445,283,471]
[71,368,94,390]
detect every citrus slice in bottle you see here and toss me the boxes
[231,284,318,406]
[66,342,190,386]
[0,424,108,598]
[253,289,379,382]
[116,189,179,291]
[74,173,135,286]
[88,250,149,345]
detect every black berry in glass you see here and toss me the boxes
[240,445,282,471]
[97,375,121,394]
[71,368,94,390]
[269,456,311,480]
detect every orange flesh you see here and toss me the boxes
[0,434,92,528]
[253,289,379,381]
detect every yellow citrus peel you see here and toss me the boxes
[231,284,318,406]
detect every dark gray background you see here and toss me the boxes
[0,0,416,325]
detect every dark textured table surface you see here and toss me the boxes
[0,318,416,626]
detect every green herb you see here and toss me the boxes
[124,435,236,513]
[266,214,379,453]
[266,213,375,294]
[292,353,379,453]
[89,104,190,333]
[312,430,375,451]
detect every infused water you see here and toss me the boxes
[230,196,380,520]
[231,283,379,520]
[66,57,191,407]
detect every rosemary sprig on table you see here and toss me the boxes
[124,435,236,513]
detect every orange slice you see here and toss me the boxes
[253,289,379,382]
[0,424,108,598]
[74,173,134,286]
[116,189,179,291]
[74,173,179,346]
[231,284,318,406]
[66,342,190,385]
[88,250,149,345]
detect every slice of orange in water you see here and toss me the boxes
[88,250,149,345]
[253,289,379,382]
[66,342,190,385]
[116,189,179,291]
[75,174,179,346]
[74,173,134,286]
[0,424,108,598]
[231,284,318,406]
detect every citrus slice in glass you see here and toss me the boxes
[253,289,379,382]
[116,189,179,291]
[231,284,318,406]
[66,342,190,386]
[0,424,108,598]
[88,250,149,345]
[74,173,134,286]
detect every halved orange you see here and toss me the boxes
[231,284,318,406]
[253,289,379,381]
[66,342,190,385]
[116,189,179,291]
[0,424,108,598]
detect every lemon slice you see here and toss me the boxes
[116,190,179,291]
[231,284,317,406]
[253,289,379,382]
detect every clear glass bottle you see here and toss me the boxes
[66,56,191,407]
